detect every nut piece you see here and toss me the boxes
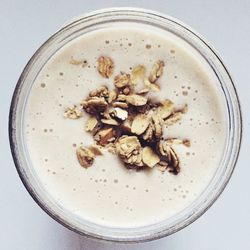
[131,65,146,85]
[64,105,82,119]
[156,100,175,119]
[89,144,103,156]
[76,146,95,168]
[81,97,108,114]
[94,127,116,145]
[97,56,114,78]
[85,116,98,132]
[149,60,165,83]
[142,146,160,168]
[126,94,147,106]
[114,72,131,88]
[131,114,150,135]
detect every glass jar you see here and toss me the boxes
[9,7,242,243]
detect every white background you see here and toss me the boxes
[1,1,250,249]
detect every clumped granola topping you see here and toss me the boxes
[65,57,190,174]
[81,96,108,114]
[97,56,114,78]
[114,72,131,89]
[76,146,95,168]
[63,105,82,119]
[149,60,165,83]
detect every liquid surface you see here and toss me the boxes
[25,25,227,227]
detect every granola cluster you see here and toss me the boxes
[64,56,190,174]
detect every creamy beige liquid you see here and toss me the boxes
[24,24,227,228]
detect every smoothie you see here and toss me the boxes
[24,24,227,227]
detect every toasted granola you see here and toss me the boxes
[76,146,95,168]
[114,72,131,88]
[126,94,147,106]
[97,56,114,78]
[81,97,108,114]
[85,116,98,132]
[131,65,146,85]
[142,146,160,168]
[149,60,165,83]
[66,56,190,174]
[64,105,82,119]
[131,114,150,135]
